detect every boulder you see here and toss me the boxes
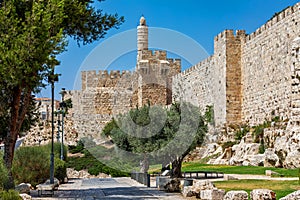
[164,178,181,192]
[200,188,225,200]
[223,190,248,200]
[264,148,280,167]
[284,150,300,168]
[15,183,32,194]
[181,180,216,198]
[279,190,300,200]
[182,186,196,197]
[45,178,60,188]
[156,177,172,190]
[19,193,32,200]
[250,189,276,200]
[192,180,215,193]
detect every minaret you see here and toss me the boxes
[137,16,148,63]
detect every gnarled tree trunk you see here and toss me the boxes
[171,157,183,178]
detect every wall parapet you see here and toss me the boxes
[245,3,299,42]
[173,55,213,79]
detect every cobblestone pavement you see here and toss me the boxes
[31,177,187,200]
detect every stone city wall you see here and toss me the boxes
[173,3,300,129]
[241,3,299,126]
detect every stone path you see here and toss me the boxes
[31,177,187,200]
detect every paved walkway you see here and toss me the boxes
[30,175,298,199]
[31,177,187,200]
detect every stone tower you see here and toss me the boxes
[134,16,181,107]
[137,16,149,63]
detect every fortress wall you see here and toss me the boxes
[241,3,300,126]
[172,29,245,128]
[172,44,227,128]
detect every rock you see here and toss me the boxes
[224,175,239,180]
[265,170,280,177]
[264,148,280,167]
[200,188,225,200]
[284,150,300,168]
[192,180,215,193]
[250,189,276,200]
[223,190,248,200]
[19,193,32,200]
[156,177,172,190]
[229,142,260,166]
[67,168,110,179]
[45,178,60,187]
[182,186,196,197]
[15,183,32,194]
[245,154,265,166]
[279,190,300,200]
[164,178,181,192]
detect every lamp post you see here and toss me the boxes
[56,111,61,143]
[59,88,66,160]
[49,69,58,184]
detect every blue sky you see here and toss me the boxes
[39,0,300,99]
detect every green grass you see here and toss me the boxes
[181,162,299,177]
[214,180,300,199]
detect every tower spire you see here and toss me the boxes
[137,16,148,63]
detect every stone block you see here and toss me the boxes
[250,189,276,200]
[182,186,196,197]
[164,178,181,192]
[200,188,225,200]
[156,177,171,190]
[279,190,300,200]
[193,180,215,192]
[223,190,248,200]
[19,193,32,200]
[15,183,33,194]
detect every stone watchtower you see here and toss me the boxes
[134,16,181,107]
[137,16,148,63]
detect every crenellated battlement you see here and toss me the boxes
[140,49,167,60]
[174,56,213,79]
[81,69,135,90]
[245,3,299,42]
[214,29,247,42]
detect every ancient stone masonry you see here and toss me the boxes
[25,3,300,160]
[65,17,181,143]
[173,3,300,130]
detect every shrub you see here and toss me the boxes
[54,158,67,183]
[68,140,84,154]
[12,143,68,187]
[221,141,237,151]
[0,152,9,190]
[234,125,250,141]
[12,146,50,187]
[259,139,266,154]
[0,190,21,200]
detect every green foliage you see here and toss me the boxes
[12,143,67,187]
[51,142,68,161]
[12,146,50,187]
[68,140,85,154]
[221,141,237,151]
[0,152,8,190]
[204,105,214,125]
[0,0,124,189]
[66,148,130,177]
[0,190,21,200]
[54,158,67,183]
[259,139,266,154]
[234,125,250,141]
[102,102,208,176]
